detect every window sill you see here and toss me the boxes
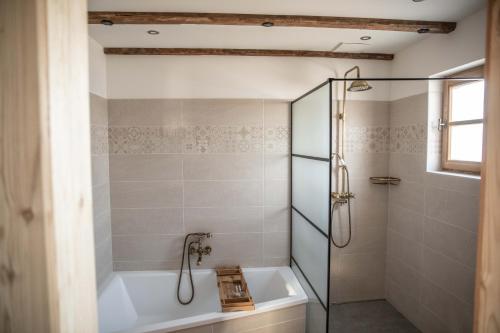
[426,169,481,180]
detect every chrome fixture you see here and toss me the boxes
[147,30,160,35]
[360,36,372,41]
[177,233,212,305]
[330,66,372,249]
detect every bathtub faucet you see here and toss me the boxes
[188,236,212,266]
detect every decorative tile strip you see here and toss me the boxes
[390,124,427,154]
[91,125,109,155]
[345,126,390,153]
[107,125,290,154]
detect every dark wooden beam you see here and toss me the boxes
[103,48,394,60]
[89,12,456,34]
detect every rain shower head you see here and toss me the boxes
[347,79,372,92]
[344,66,372,92]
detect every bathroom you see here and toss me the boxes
[2,0,498,333]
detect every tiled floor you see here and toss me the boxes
[329,300,421,333]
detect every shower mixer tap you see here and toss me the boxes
[189,237,212,266]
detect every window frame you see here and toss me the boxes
[441,66,484,174]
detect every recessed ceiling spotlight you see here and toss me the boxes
[417,27,430,33]
[412,0,425,2]
[360,36,372,41]
[262,22,274,27]
[101,19,114,26]
[147,30,160,35]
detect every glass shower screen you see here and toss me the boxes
[290,80,332,333]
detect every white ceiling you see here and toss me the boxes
[88,0,486,54]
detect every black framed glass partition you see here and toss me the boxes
[290,76,484,333]
[290,80,333,333]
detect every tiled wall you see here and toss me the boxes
[331,100,390,303]
[385,93,480,332]
[90,93,113,288]
[108,99,290,271]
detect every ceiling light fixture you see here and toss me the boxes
[417,28,430,33]
[101,19,114,26]
[360,36,372,41]
[412,0,425,2]
[262,22,274,27]
[147,30,160,35]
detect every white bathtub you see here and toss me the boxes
[98,267,308,333]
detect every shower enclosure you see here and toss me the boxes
[290,75,483,332]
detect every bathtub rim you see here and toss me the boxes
[98,266,308,333]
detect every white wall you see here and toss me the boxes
[106,55,392,100]
[390,8,486,101]
[89,37,108,98]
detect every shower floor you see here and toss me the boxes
[329,300,420,333]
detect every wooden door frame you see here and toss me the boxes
[474,0,500,331]
[0,0,97,332]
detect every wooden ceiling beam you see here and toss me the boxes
[103,48,394,60]
[88,12,456,34]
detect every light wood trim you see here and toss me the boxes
[88,12,456,33]
[0,0,97,332]
[104,47,394,60]
[474,0,500,331]
[441,66,484,174]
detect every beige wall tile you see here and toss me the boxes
[94,210,112,246]
[264,100,289,126]
[90,93,108,126]
[388,204,423,242]
[386,255,421,300]
[389,93,427,126]
[184,181,263,207]
[92,155,110,187]
[110,181,183,208]
[421,246,475,304]
[423,217,477,268]
[111,208,183,235]
[204,233,263,264]
[184,207,263,233]
[264,206,289,232]
[108,99,182,126]
[93,183,111,216]
[388,180,425,214]
[112,234,183,261]
[264,154,289,180]
[183,100,263,126]
[420,278,473,332]
[345,152,389,180]
[183,154,262,180]
[424,187,479,233]
[114,260,178,271]
[110,155,183,181]
[346,100,390,127]
[386,230,422,271]
[336,225,386,255]
[95,237,113,276]
[263,232,289,258]
[264,180,289,206]
[389,152,426,184]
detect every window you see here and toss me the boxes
[441,66,484,173]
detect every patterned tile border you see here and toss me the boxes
[345,124,426,154]
[105,125,290,155]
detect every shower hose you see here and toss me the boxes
[176,234,197,305]
[330,165,352,248]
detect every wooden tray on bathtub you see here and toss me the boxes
[216,266,255,312]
